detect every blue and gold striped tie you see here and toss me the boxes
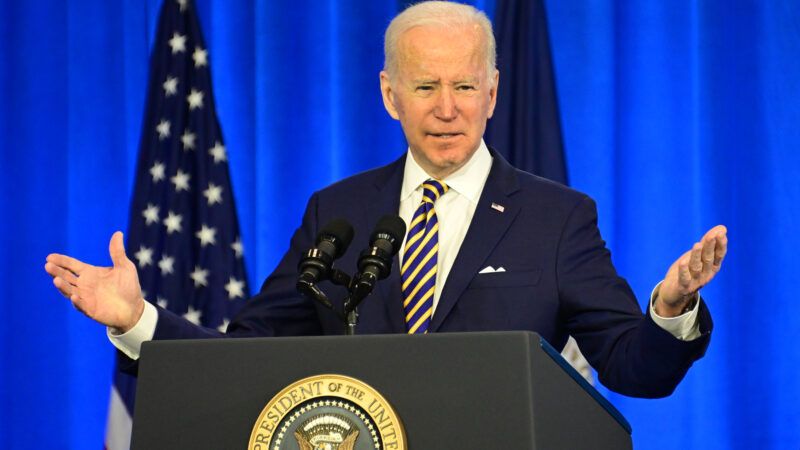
[402,179,448,334]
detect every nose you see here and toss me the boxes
[434,88,457,121]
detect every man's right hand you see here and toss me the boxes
[45,231,145,333]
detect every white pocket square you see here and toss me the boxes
[478,266,506,274]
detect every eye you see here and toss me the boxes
[415,85,434,92]
[456,84,476,91]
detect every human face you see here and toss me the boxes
[380,24,499,179]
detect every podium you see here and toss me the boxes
[131,331,631,449]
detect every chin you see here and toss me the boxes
[430,155,469,174]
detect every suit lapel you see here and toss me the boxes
[430,151,521,332]
[364,155,407,333]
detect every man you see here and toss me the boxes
[45,1,727,398]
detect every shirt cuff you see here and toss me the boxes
[106,301,158,360]
[649,281,702,341]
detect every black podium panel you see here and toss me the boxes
[132,331,631,449]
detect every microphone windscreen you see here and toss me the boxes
[371,215,407,255]
[318,218,354,258]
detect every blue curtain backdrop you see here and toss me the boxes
[1,0,798,448]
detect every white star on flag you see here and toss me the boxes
[142,203,160,225]
[168,32,186,54]
[158,254,175,275]
[231,238,244,258]
[203,183,223,205]
[192,47,208,68]
[217,318,230,333]
[171,169,191,192]
[187,89,204,110]
[196,224,217,247]
[183,305,202,325]
[190,266,209,288]
[134,245,154,268]
[224,276,245,300]
[156,119,171,139]
[163,211,183,234]
[181,130,196,150]
[163,76,178,96]
[149,162,165,182]
[209,141,227,163]
[156,297,168,309]
[176,0,188,12]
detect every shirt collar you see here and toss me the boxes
[401,140,492,204]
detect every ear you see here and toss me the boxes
[379,71,401,120]
[486,70,500,119]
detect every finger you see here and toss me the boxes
[689,242,703,278]
[45,262,79,285]
[109,231,128,268]
[46,253,89,276]
[700,237,716,276]
[714,234,728,267]
[53,276,75,298]
[69,294,87,314]
[702,224,727,241]
[678,254,693,287]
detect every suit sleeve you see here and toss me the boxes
[557,196,712,398]
[222,192,323,337]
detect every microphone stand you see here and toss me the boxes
[296,269,352,323]
[330,269,363,335]
[297,262,381,335]
[297,268,365,335]
[343,298,358,336]
[342,271,378,335]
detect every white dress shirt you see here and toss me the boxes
[110,139,700,360]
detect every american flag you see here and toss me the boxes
[105,0,250,448]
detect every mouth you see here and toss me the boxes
[427,132,463,139]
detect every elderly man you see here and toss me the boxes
[45,1,726,398]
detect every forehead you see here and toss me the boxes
[396,24,485,79]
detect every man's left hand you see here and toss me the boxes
[656,225,728,317]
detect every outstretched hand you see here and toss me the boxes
[45,231,145,332]
[656,225,728,317]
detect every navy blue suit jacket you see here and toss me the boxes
[145,150,712,398]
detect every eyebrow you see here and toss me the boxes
[410,78,439,84]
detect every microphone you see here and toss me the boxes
[349,215,407,307]
[297,218,354,288]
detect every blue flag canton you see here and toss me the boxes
[127,0,249,332]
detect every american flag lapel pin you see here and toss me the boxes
[491,202,505,213]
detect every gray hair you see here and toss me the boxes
[383,1,497,84]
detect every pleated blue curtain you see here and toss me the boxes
[0,1,148,447]
[1,0,798,448]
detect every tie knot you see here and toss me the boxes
[421,179,448,203]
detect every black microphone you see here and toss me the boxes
[349,215,406,307]
[297,218,354,288]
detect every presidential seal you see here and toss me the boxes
[249,374,406,450]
